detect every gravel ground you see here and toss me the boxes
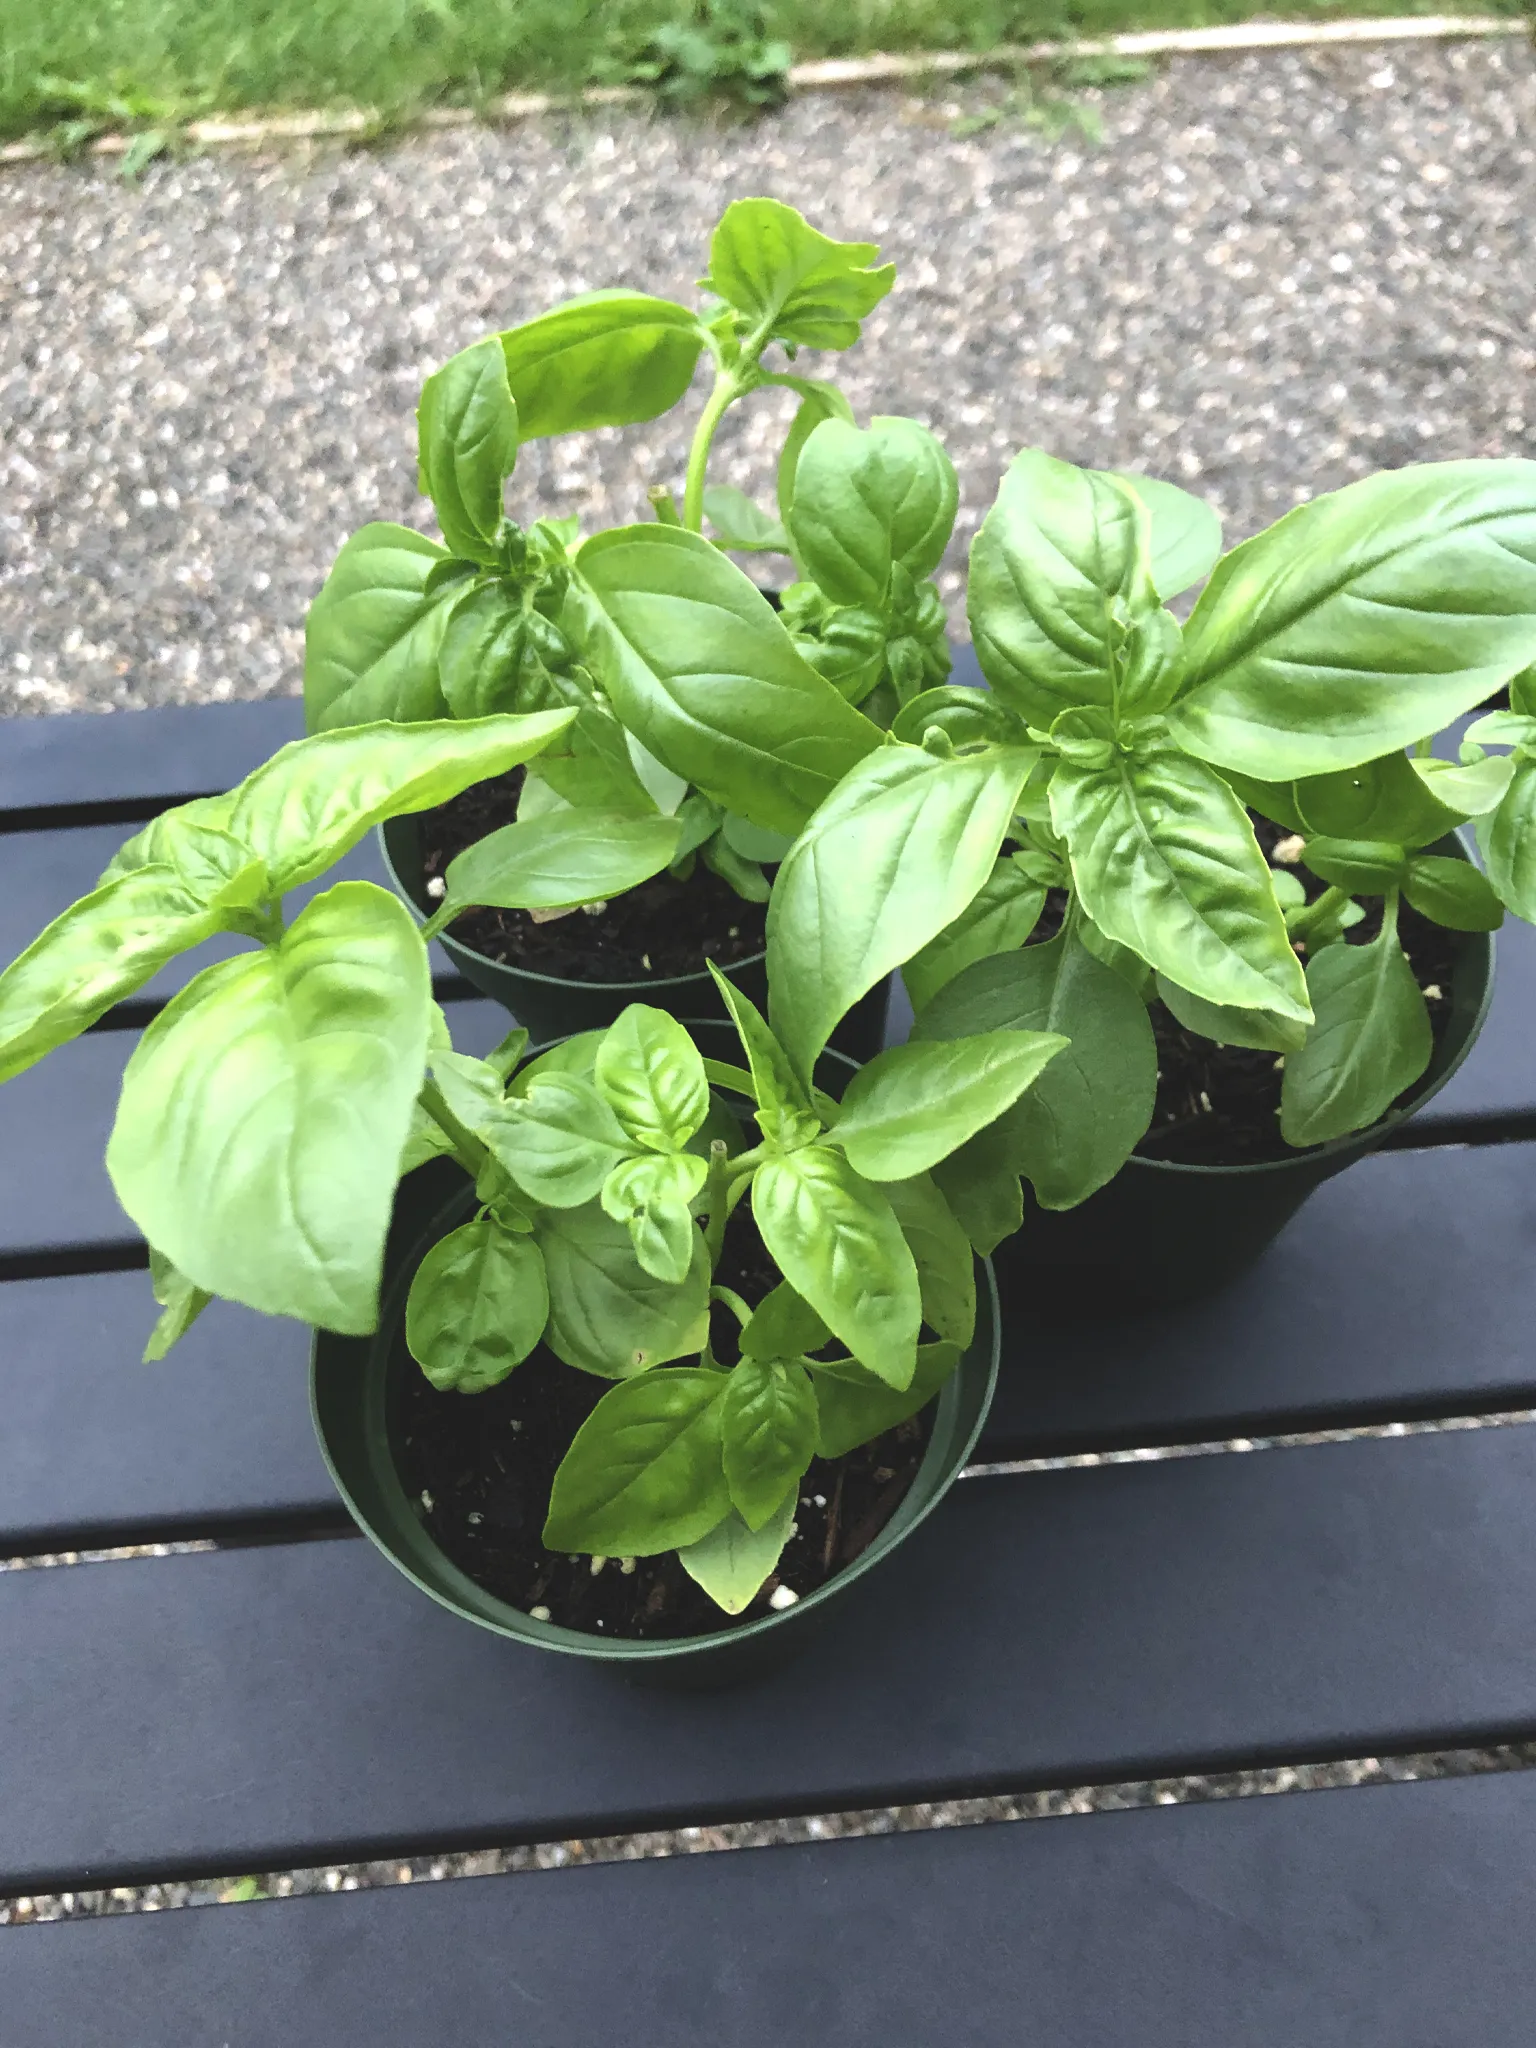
[1,39,1534,718]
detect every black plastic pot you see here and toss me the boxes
[996,885,1495,1318]
[380,815,891,1059]
[312,1025,1000,1687]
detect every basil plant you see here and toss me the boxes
[400,971,1061,1611]
[303,196,957,923]
[759,450,1536,1252]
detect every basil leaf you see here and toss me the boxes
[1402,854,1505,932]
[707,961,819,1146]
[889,686,1029,751]
[1464,710,1536,750]
[538,1200,710,1379]
[499,291,703,438]
[775,376,856,531]
[968,449,1151,727]
[511,1031,604,1092]
[919,930,1157,1214]
[1293,749,1468,847]
[405,1219,547,1393]
[400,1100,458,1176]
[442,809,681,915]
[677,1495,796,1615]
[753,1147,920,1389]
[704,484,791,554]
[810,1342,961,1461]
[902,858,1047,1011]
[1301,836,1408,894]
[703,199,894,351]
[493,1074,630,1208]
[1051,741,1311,1022]
[600,1151,708,1284]
[1172,460,1536,778]
[227,710,575,892]
[1411,752,1517,818]
[106,883,430,1333]
[830,1030,1067,1183]
[721,813,794,864]
[594,1005,709,1151]
[543,1369,729,1555]
[1101,470,1223,600]
[1155,975,1308,1054]
[881,1173,975,1348]
[572,525,878,836]
[1217,767,1305,833]
[1480,755,1536,918]
[143,1246,213,1363]
[740,1280,831,1361]
[767,741,1035,1082]
[532,708,664,820]
[417,337,518,563]
[438,582,527,719]
[303,523,456,732]
[787,416,958,607]
[721,1357,818,1530]
[701,833,770,904]
[1280,908,1433,1145]
[929,1125,1024,1256]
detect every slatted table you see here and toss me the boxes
[4,693,1536,2045]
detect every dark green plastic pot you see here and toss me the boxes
[996,887,1494,1318]
[380,815,892,1058]
[312,1025,1000,1688]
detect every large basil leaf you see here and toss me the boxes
[920,931,1157,1214]
[1172,460,1536,778]
[0,836,268,1084]
[702,199,894,351]
[492,1074,630,1208]
[106,883,430,1333]
[766,742,1035,1083]
[417,337,519,563]
[1293,749,1469,848]
[902,857,1046,1011]
[572,526,879,836]
[881,1173,976,1348]
[600,1151,707,1284]
[753,1147,920,1390]
[227,711,575,893]
[1050,741,1311,1022]
[594,1005,709,1151]
[405,1219,547,1393]
[677,1495,796,1615]
[442,809,681,915]
[143,1247,213,1363]
[721,1357,818,1530]
[1279,913,1433,1146]
[968,450,1151,726]
[499,291,703,438]
[538,1200,709,1378]
[1479,755,1536,919]
[787,416,959,606]
[707,963,819,1147]
[1402,855,1504,932]
[543,1370,729,1555]
[774,376,856,531]
[303,523,456,732]
[811,1342,961,1461]
[830,1030,1066,1183]
[1102,471,1223,600]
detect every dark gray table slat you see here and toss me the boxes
[7,1771,1532,2048]
[5,1423,1536,1889]
[0,698,302,822]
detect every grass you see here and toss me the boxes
[0,0,1525,145]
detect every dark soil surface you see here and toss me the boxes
[393,1212,937,1641]
[418,769,767,983]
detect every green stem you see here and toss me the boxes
[710,1285,753,1329]
[419,1079,489,1178]
[419,900,457,944]
[703,1139,733,1266]
[682,368,741,533]
[1288,884,1348,945]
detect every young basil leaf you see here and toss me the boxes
[1099,471,1223,600]
[701,833,771,903]
[1172,461,1536,779]
[881,1173,975,1348]
[774,376,856,532]
[442,809,682,916]
[1155,975,1308,1055]
[968,450,1152,727]
[787,416,959,607]
[1300,836,1409,894]
[810,1342,961,1461]
[417,337,518,563]
[753,1147,921,1390]
[538,1200,710,1379]
[601,1151,708,1284]
[1051,740,1312,1023]
[1402,854,1505,932]
[143,1246,213,1363]
[676,1494,796,1615]
[889,685,1029,751]
[707,962,819,1145]
[530,709,665,821]
[1410,752,1517,818]
[721,1356,819,1530]
[902,858,1047,1011]
[702,199,894,351]
[721,813,794,864]
[1292,750,1467,847]
[227,710,576,892]
[1280,907,1433,1146]
[571,525,879,837]
[484,1027,531,1081]
[594,1005,710,1151]
[704,484,791,554]
[499,291,704,438]
[400,1099,458,1176]
[106,882,430,1334]
[437,583,527,719]
[919,930,1157,1214]
[543,1369,730,1555]
[405,1219,548,1393]
[766,741,1035,1083]
[428,1042,510,1138]
[303,523,455,732]
[492,1074,631,1208]
[1464,709,1536,751]
[740,1280,832,1361]
[829,1030,1067,1183]
[510,1030,605,1092]
[1479,756,1536,919]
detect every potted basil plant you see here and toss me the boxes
[304,196,952,1050]
[755,449,1536,1306]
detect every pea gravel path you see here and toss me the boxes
[1,38,1533,720]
